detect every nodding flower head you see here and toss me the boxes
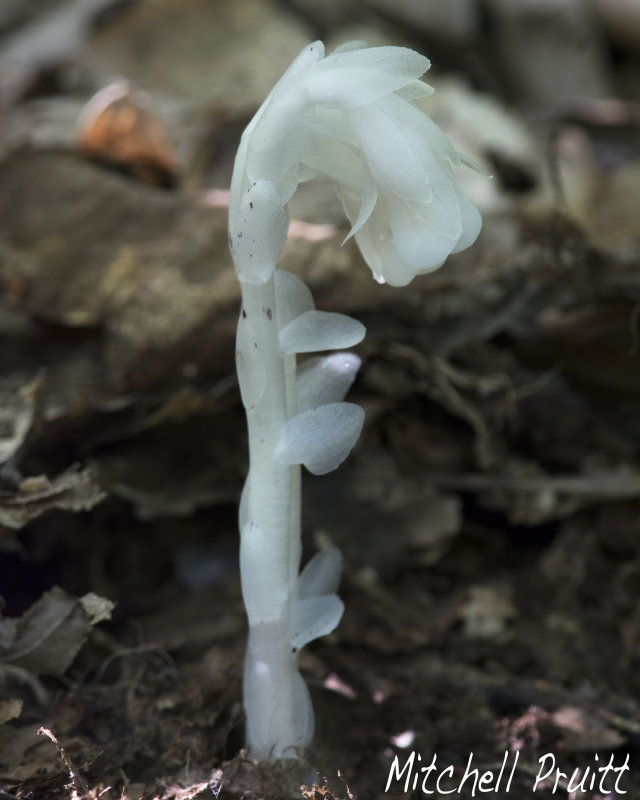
[229,41,482,286]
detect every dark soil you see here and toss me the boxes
[1,1,640,798]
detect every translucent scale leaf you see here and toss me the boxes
[275,401,364,475]
[279,311,365,355]
[298,547,343,599]
[291,594,344,651]
[296,352,361,412]
[274,270,314,330]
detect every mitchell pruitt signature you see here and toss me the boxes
[385,749,630,795]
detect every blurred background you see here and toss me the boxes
[1,1,640,799]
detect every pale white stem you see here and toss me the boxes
[284,353,302,596]
[237,274,309,759]
[239,276,290,564]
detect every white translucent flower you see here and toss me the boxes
[229,41,482,286]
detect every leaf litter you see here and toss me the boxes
[1,0,640,798]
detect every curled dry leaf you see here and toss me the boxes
[0,586,113,675]
[79,592,116,625]
[0,466,106,530]
[78,80,177,187]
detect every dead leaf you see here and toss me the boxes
[0,698,22,725]
[0,586,113,675]
[0,722,58,778]
[79,592,115,625]
[0,373,44,466]
[459,584,518,640]
[0,149,238,391]
[550,705,627,753]
[157,769,224,800]
[78,80,177,187]
[0,466,106,529]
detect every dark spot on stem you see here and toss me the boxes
[266,308,272,320]
[249,202,253,209]
[242,309,247,319]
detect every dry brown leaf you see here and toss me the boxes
[550,705,627,753]
[0,466,106,530]
[0,723,58,778]
[78,80,177,187]
[0,586,113,675]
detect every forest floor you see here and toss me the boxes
[1,1,640,798]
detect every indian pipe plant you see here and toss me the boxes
[227,40,482,760]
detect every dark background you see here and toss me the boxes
[1,1,639,798]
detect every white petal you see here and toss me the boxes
[382,189,461,272]
[342,166,378,242]
[354,235,416,286]
[451,187,482,253]
[230,178,289,284]
[458,151,488,175]
[347,102,434,204]
[307,106,357,147]
[303,68,429,110]
[348,204,417,286]
[407,103,462,167]
[301,131,362,190]
[298,547,343,598]
[337,188,421,285]
[320,46,430,81]
[361,93,465,208]
[292,594,344,651]
[275,402,364,474]
[300,46,430,109]
[274,269,314,330]
[296,352,361,412]
[397,79,435,102]
[256,41,325,118]
[246,89,308,196]
[279,310,365,355]
[275,41,325,89]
